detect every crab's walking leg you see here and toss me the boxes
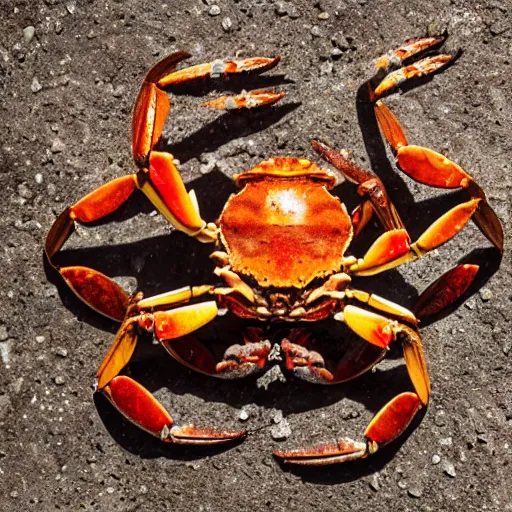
[132,52,284,243]
[349,198,482,276]
[275,307,429,465]
[96,289,246,444]
[312,140,405,235]
[369,36,454,101]
[374,100,503,253]
[45,176,140,321]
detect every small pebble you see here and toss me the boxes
[408,483,423,498]
[442,460,456,478]
[239,409,249,421]
[0,326,7,341]
[432,454,441,465]
[35,173,43,184]
[31,77,42,93]
[397,480,407,489]
[287,4,300,18]
[331,34,350,50]
[208,5,221,16]
[51,139,66,153]
[479,288,493,301]
[66,1,76,14]
[221,17,232,32]
[275,2,288,15]
[55,347,68,358]
[318,12,329,19]
[331,47,343,58]
[54,376,65,385]
[439,437,452,446]
[310,25,322,37]
[273,410,283,424]
[23,26,35,43]
[270,418,291,440]
[477,434,488,444]
[36,335,45,344]
[369,474,379,491]
[320,61,333,75]
[434,410,446,427]
[18,182,33,199]
[112,85,125,98]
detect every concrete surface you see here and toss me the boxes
[1,0,511,510]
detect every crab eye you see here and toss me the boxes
[310,361,324,368]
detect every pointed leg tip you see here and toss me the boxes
[274,440,367,466]
[170,425,247,445]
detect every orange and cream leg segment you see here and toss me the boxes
[374,100,504,252]
[131,52,284,242]
[275,310,429,465]
[370,36,454,101]
[95,297,246,444]
[349,198,482,276]
[345,288,418,325]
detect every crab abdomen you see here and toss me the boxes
[219,178,352,288]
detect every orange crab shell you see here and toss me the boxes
[219,157,353,288]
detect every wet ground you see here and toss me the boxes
[1,0,511,510]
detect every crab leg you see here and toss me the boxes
[275,308,429,465]
[369,36,455,101]
[374,100,504,253]
[349,197,481,276]
[413,263,480,322]
[96,294,246,444]
[45,176,139,321]
[132,52,284,243]
[312,140,405,233]
[202,89,285,110]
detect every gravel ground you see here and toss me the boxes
[1,1,511,511]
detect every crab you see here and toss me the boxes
[46,36,503,465]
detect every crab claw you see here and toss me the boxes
[275,392,422,465]
[103,376,246,445]
[215,340,272,379]
[281,338,334,384]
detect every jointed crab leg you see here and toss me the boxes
[374,100,504,253]
[45,176,139,321]
[349,198,481,276]
[275,308,429,465]
[96,290,247,444]
[312,140,405,234]
[157,56,281,87]
[413,263,480,322]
